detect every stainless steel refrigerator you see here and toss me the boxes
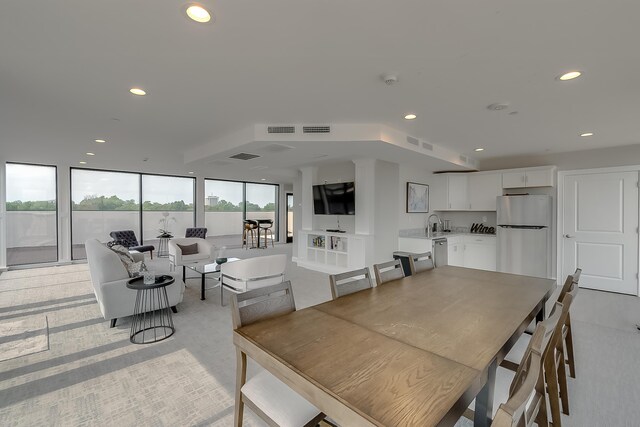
[497,195,552,278]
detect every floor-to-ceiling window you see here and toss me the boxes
[5,163,58,266]
[245,182,278,240]
[142,174,195,246]
[71,169,140,260]
[71,169,195,260]
[204,179,279,248]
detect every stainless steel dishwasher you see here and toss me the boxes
[432,238,448,267]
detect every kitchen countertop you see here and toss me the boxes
[399,229,496,240]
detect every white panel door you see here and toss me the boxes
[562,171,639,295]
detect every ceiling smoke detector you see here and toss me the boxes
[382,74,398,85]
[486,102,510,111]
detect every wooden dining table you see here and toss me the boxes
[233,266,555,427]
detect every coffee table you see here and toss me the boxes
[184,258,240,301]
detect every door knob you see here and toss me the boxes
[563,234,574,238]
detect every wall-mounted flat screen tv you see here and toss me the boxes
[313,182,355,215]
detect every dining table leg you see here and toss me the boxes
[474,359,497,427]
[536,301,546,323]
[201,273,206,301]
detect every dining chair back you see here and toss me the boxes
[329,267,374,299]
[231,281,296,330]
[373,259,405,285]
[230,282,325,427]
[409,251,434,275]
[185,227,207,238]
[546,280,579,421]
[552,270,580,382]
[492,351,545,427]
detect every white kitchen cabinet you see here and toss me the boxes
[502,167,555,189]
[446,235,496,271]
[448,242,465,266]
[442,174,469,210]
[468,173,501,211]
[462,236,496,271]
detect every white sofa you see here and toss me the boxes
[220,254,287,304]
[168,237,215,273]
[85,239,185,327]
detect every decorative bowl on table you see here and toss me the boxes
[215,257,228,265]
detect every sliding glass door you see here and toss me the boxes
[5,163,58,266]
[204,179,279,247]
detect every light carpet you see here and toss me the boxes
[0,316,49,362]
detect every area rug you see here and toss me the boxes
[0,315,49,362]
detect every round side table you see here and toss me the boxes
[126,275,176,344]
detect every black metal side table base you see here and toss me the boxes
[127,275,176,344]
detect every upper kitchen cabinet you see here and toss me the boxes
[502,166,556,189]
[438,173,469,210]
[468,173,501,211]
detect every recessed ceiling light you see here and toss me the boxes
[580,132,594,137]
[79,161,87,165]
[186,4,211,23]
[261,178,266,181]
[558,71,582,81]
[129,88,146,96]
[474,148,485,152]
[86,152,95,156]
[95,139,106,143]
[188,171,194,174]
[404,114,417,120]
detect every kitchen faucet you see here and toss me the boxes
[426,213,443,238]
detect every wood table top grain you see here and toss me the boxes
[234,266,556,427]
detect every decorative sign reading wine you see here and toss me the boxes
[470,223,496,234]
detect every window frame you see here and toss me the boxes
[70,167,196,260]
[6,161,59,266]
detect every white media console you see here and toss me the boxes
[296,230,368,274]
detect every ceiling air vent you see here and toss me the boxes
[229,153,261,160]
[303,125,331,134]
[422,142,434,151]
[267,126,295,134]
[406,136,420,147]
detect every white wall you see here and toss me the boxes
[374,160,399,263]
[398,164,442,231]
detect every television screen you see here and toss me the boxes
[313,182,355,215]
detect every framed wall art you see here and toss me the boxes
[406,182,429,213]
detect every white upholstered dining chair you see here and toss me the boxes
[230,281,326,427]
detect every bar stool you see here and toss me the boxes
[242,220,258,249]
[259,220,275,248]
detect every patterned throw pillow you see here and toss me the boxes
[108,244,143,277]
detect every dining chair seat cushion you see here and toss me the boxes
[176,243,199,256]
[241,370,322,427]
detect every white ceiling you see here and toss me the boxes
[1,0,639,174]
